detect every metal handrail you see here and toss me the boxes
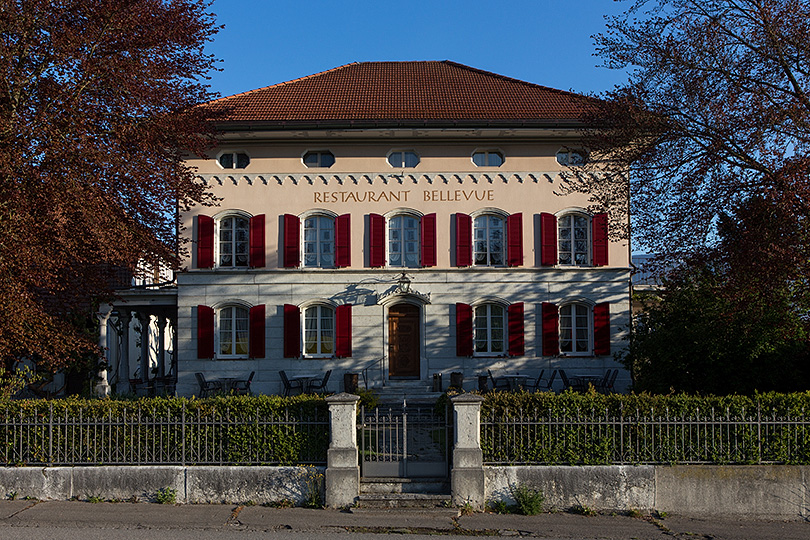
[361,357,386,389]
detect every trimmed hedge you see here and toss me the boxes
[0,395,328,466]
[481,390,810,465]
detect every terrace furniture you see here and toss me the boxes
[600,369,619,394]
[487,369,511,392]
[195,372,223,398]
[526,369,557,392]
[231,371,255,396]
[279,370,304,396]
[308,370,332,394]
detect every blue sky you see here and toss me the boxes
[206,0,631,98]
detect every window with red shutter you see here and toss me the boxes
[335,304,352,357]
[592,213,609,266]
[283,304,300,358]
[506,213,523,267]
[593,302,610,355]
[507,302,524,356]
[335,214,351,268]
[197,215,214,269]
[369,213,385,267]
[249,214,265,268]
[455,213,472,267]
[456,303,473,356]
[249,305,265,358]
[540,212,557,266]
[421,213,436,267]
[541,302,559,356]
[197,305,214,359]
[283,214,300,268]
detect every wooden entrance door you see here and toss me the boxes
[388,303,420,378]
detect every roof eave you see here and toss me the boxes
[213,118,591,132]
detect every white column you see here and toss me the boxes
[451,393,486,509]
[136,312,150,385]
[117,311,132,393]
[94,305,113,397]
[325,393,361,508]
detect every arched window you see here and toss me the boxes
[303,214,335,268]
[474,303,506,355]
[473,214,505,266]
[218,215,250,267]
[557,213,590,266]
[388,213,421,268]
[559,303,591,354]
[218,305,249,358]
[304,304,334,357]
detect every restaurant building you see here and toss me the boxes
[99,61,631,397]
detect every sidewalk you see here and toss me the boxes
[0,500,808,539]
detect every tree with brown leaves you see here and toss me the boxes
[0,0,218,373]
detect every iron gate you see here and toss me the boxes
[358,403,451,478]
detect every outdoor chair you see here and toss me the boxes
[527,369,557,392]
[195,372,223,398]
[279,370,303,396]
[558,369,578,392]
[308,370,332,394]
[487,369,510,392]
[600,369,619,394]
[231,371,254,396]
[524,370,544,391]
[596,369,613,393]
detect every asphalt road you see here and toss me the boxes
[0,500,808,539]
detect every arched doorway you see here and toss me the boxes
[388,303,420,378]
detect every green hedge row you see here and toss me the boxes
[0,395,329,466]
[480,390,810,465]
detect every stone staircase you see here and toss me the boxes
[371,379,443,404]
[354,477,452,511]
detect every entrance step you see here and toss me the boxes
[355,493,453,509]
[374,380,442,403]
[360,477,450,495]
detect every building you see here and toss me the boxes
[98,61,631,397]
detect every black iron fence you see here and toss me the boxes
[1,404,328,466]
[482,406,810,465]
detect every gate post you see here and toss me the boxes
[450,393,486,509]
[325,393,360,508]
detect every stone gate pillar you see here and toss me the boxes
[325,393,360,508]
[451,393,486,509]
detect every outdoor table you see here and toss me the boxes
[570,376,603,391]
[289,373,321,393]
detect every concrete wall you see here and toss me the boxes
[0,466,323,505]
[485,465,810,518]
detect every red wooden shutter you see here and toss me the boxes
[421,213,437,267]
[456,303,473,357]
[593,302,610,355]
[335,304,352,358]
[249,214,265,268]
[540,212,558,266]
[507,213,523,267]
[197,215,214,269]
[335,214,351,268]
[249,305,265,358]
[369,213,385,267]
[507,302,525,356]
[197,305,214,359]
[283,304,300,358]
[541,302,559,356]
[283,214,300,268]
[592,212,608,266]
[455,213,472,267]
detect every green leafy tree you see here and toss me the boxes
[0,0,219,373]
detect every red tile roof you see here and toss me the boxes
[207,61,595,127]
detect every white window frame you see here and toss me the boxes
[559,302,593,356]
[214,210,252,269]
[471,208,508,267]
[302,150,335,168]
[300,210,337,269]
[302,302,336,358]
[384,209,422,269]
[215,303,250,360]
[387,150,420,168]
[555,148,588,167]
[216,150,250,169]
[556,210,591,266]
[472,300,508,357]
[471,149,505,167]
